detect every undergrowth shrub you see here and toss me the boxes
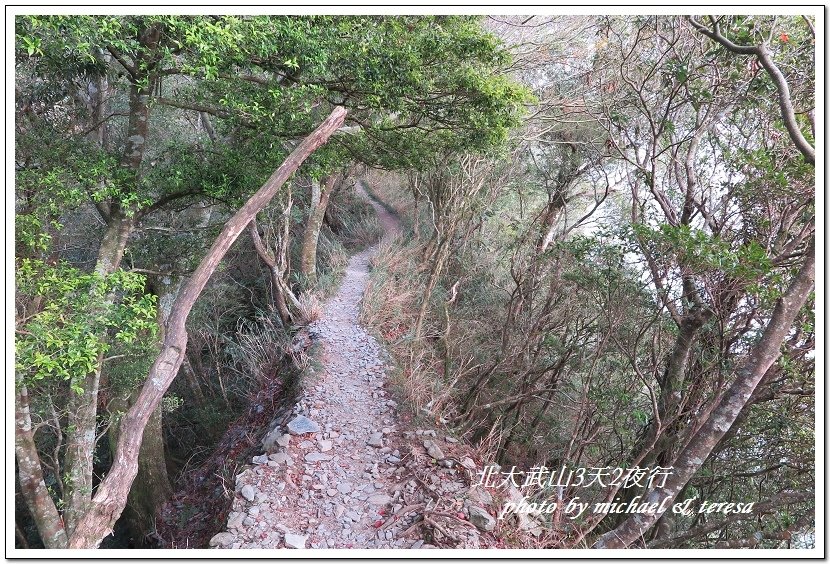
[360,240,446,415]
[224,311,291,391]
[310,226,349,297]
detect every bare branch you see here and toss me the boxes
[688,16,815,164]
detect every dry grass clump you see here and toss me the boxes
[226,312,291,390]
[341,215,384,249]
[295,291,322,325]
[361,240,446,414]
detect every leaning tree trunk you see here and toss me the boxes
[65,106,347,549]
[593,238,815,548]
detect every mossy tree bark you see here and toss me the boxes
[299,175,338,286]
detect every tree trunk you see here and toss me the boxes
[62,214,134,537]
[411,174,421,240]
[593,238,814,548]
[299,175,337,285]
[107,396,170,546]
[65,105,347,549]
[15,378,68,549]
[249,217,301,325]
[62,61,153,534]
[19,39,158,542]
[107,269,184,544]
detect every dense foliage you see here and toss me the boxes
[14,13,815,552]
[362,14,815,550]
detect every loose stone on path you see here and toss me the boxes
[217,186,413,549]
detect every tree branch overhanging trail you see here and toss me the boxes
[688,16,815,164]
[64,106,347,549]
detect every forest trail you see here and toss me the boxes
[210,185,434,549]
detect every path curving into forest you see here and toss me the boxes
[211,184,430,549]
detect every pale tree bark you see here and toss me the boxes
[62,78,149,536]
[66,105,347,549]
[249,215,302,325]
[689,16,815,164]
[15,377,68,549]
[593,237,814,548]
[299,174,338,285]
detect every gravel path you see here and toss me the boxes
[212,186,424,549]
[211,186,505,551]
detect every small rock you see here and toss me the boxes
[367,432,383,447]
[241,484,256,502]
[367,493,392,505]
[439,459,454,468]
[287,415,321,435]
[468,487,493,506]
[305,452,334,463]
[319,440,334,452]
[269,452,293,465]
[262,427,283,453]
[284,533,308,549]
[468,505,496,532]
[209,532,235,547]
[327,488,338,497]
[411,539,424,549]
[445,436,458,443]
[252,454,268,465]
[423,440,445,460]
[227,512,244,529]
[337,483,353,494]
